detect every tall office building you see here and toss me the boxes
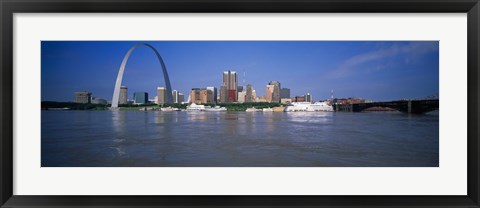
[157,87,167,104]
[206,86,217,103]
[190,88,213,104]
[133,92,148,104]
[201,88,213,104]
[245,84,255,103]
[221,70,237,103]
[178,93,185,103]
[220,85,227,103]
[280,88,290,99]
[268,81,281,103]
[74,91,92,104]
[119,86,128,104]
[190,88,202,104]
[305,93,312,103]
[172,90,179,103]
[265,85,274,102]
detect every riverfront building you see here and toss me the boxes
[280,88,290,99]
[206,86,217,103]
[293,96,306,102]
[157,87,167,104]
[265,85,274,102]
[171,90,186,104]
[91,97,107,105]
[220,70,238,103]
[74,91,92,104]
[190,88,201,104]
[268,81,281,103]
[202,88,214,104]
[178,93,185,103]
[172,90,179,103]
[219,86,226,103]
[133,92,148,104]
[305,93,312,103]
[190,88,214,104]
[245,84,255,103]
[119,86,128,104]
[238,90,246,103]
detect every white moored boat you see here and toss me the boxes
[186,103,210,111]
[160,106,179,111]
[309,101,334,112]
[284,102,334,112]
[205,106,227,112]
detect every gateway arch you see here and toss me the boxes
[111,43,173,108]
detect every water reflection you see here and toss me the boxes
[42,111,439,167]
[110,111,128,159]
[287,112,333,123]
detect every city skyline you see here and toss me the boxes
[41,41,439,102]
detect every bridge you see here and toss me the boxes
[334,99,439,114]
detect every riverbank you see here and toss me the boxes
[41,101,284,112]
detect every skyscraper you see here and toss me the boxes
[222,70,237,103]
[178,93,185,103]
[220,85,227,103]
[133,92,148,104]
[280,88,290,99]
[245,84,255,102]
[119,86,128,104]
[74,91,92,104]
[157,87,167,104]
[268,81,281,103]
[172,90,179,103]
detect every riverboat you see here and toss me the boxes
[205,106,227,112]
[186,103,210,111]
[284,102,334,112]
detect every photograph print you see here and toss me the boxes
[41,41,439,167]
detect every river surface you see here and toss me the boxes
[41,110,439,167]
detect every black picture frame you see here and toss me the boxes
[1,0,479,207]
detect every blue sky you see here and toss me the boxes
[41,41,439,102]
